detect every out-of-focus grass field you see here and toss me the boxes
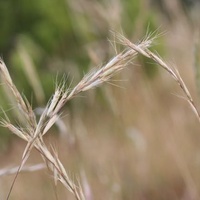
[1,0,200,199]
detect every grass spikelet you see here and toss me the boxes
[114,32,200,122]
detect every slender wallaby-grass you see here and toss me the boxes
[0,31,199,199]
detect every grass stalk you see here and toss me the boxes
[1,31,199,199]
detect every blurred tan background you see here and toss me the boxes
[1,0,200,199]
